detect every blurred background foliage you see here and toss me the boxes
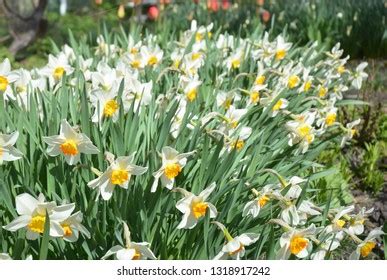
[0,0,386,224]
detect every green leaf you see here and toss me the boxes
[39,210,50,260]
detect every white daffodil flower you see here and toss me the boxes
[102,222,157,260]
[242,186,273,218]
[325,205,355,234]
[95,35,117,58]
[273,219,316,259]
[286,111,316,154]
[12,69,32,109]
[311,233,341,260]
[126,35,142,56]
[216,90,241,109]
[330,83,349,100]
[174,183,217,229]
[88,153,148,200]
[90,88,120,124]
[225,47,244,70]
[298,67,313,93]
[347,207,374,235]
[274,35,292,61]
[180,56,203,77]
[60,211,90,242]
[247,84,267,106]
[261,94,288,117]
[281,63,303,89]
[0,131,23,165]
[3,193,74,240]
[41,53,73,86]
[220,105,248,132]
[91,62,121,93]
[349,227,384,260]
[316,102,338,134]
[297,200,321,225]
[340,119,361,147]
[272,177,306,226]
[122,78,153,112]
[140,45,163,67]
[351,62,368,90]
[213,222,260,260]
[180,75,202,102]
[0,58,17,101]
[151,146,195,192]
[171,48,185,69]
[43,119,99,165]
[216,34,235,56]
[224,126,252,153]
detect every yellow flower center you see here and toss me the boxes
[336,219,346,228]
[147,55,158,66]
[186,88,198,102]
[131,60,141,69]
[325,113,336,126]
[288,75,300,89]
[360,241,376,258]
[290,236,308,255]
[173,59,180,69]
[337,65,345,74]
[130,47,138,54]
[250,91,260,104]
[275,49,286,60]
[164,163,182,179]
[0,75,9,91]
[319,87,328,97]
[229,120,238,129]
[103,99,119,117]
[258,195,270,207]
[195,32,204,42]
[192,201,208,219]
[272,99,283,111]
[61,224,73,237]
[192,53,201,60]
[304,80,312,92]
[297,124,311,138]
[110,169,129,185]
[132,249,142,260]
[351,129,357,137]
[232,140,245,151]
[255,75,266,85]
[28,214,46,234]
[224,98,232,109]
[53,67,65,81]
[0,147,3,157]
[60,139,78,156]
[229,243,244,256]
[231,58,241,69]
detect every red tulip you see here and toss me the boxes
[208,0,219,12]
[222,0,230,10]
[262,10,271,23]
[148,6,159,20]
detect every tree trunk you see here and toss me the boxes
[0,0,48,55]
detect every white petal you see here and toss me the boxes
[237,233,260,246]
[198,182,216,200]
[3,215,30,231]
[117,248,136,260]
[102,245,124,260]
[16,193,38,215]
